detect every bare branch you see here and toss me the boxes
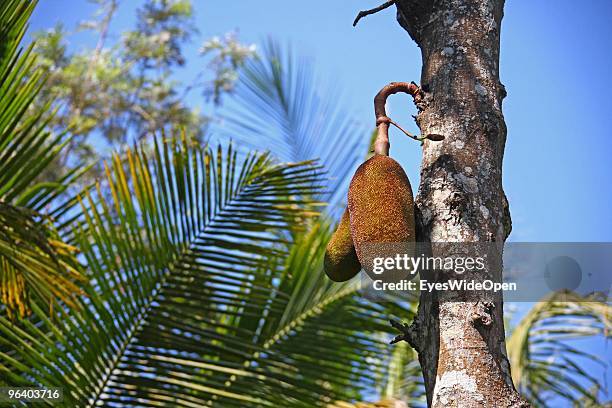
[353,1,396,27]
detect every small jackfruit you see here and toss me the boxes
[324,208,362,282]
[347,154,415,268]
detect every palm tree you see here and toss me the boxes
[0,0,88,320]
[1,2,609,407]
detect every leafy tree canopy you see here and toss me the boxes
[31,0,257,180]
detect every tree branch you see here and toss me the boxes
[353,1,396,27]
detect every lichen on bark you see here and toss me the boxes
[389,0,529,406]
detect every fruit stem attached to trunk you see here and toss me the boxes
[373,82,443,155]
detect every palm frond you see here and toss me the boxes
[220,39,368,211]
[507,292,611,406]
[0,131,324,406]
[200,220,420,407]
[0,0,86,318]
[375,339,425,406]
[0,203,82,319]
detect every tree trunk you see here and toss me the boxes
[392,0,528,406]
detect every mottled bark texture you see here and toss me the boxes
[392,0,527,406]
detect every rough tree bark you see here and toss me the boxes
[370,0,527,406]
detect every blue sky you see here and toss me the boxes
[31,0,612,243]
[30,0,611,403]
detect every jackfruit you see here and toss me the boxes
[324,208,361,282]
[347,154,415,269]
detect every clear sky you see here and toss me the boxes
[30,0,612,243]
[29,0,612,403]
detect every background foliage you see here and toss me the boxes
[30,0,256,181]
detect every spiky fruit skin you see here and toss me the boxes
[324,208,362,282]
[347,154,415,266]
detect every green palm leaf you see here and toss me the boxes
[374,339,425,406]
[0,0,87,319]
[507,292,611,406]
[203,220,419,407]
[0,131,324,406]
[221,39,367,210]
